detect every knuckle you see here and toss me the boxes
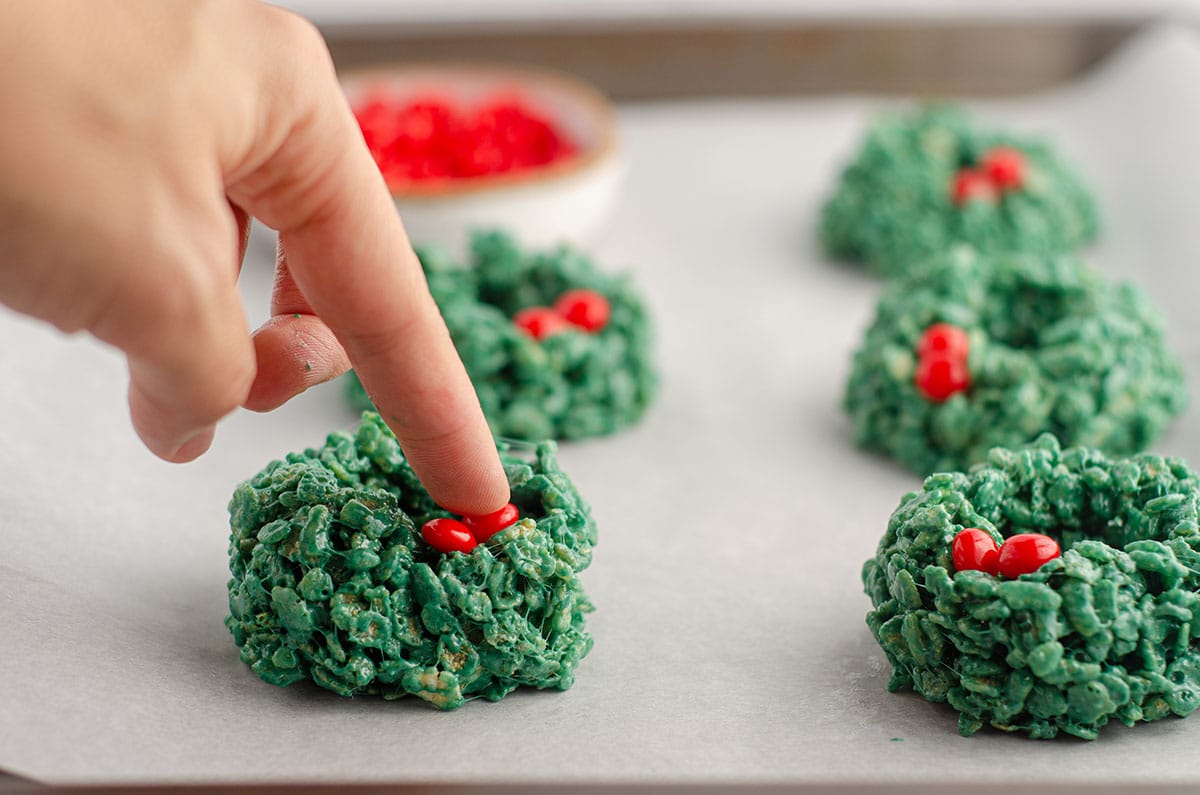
[263,6,330,64]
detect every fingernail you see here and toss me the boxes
[169,427,216,462]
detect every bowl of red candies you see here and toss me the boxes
[343,63,623,253]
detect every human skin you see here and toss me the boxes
[0,0,509,515]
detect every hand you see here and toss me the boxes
[0,0,509,514]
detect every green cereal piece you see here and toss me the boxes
[820,105,1099,277]
[863,435,1200,739]
[225,412,597,710]
[345,229,657,442]
[844,248,1186,476]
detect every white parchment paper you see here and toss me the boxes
[4,23,1200,787]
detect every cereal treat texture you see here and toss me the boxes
[820,105,1099,277]
[347,230,657,441]
[224,412,596,709]
[843,247,1186,476]
[864,435,1200,739]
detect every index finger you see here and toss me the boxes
[225,8,508,515]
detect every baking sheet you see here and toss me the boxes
[5,23,1200,788]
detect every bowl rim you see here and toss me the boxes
[340,61,620,202]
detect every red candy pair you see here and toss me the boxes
[950,147,1027,205]
[421,502,521,554]
[915,323,970,402]
[353,93,578,188]
[952,527,1060,579]
[513,289,611,341]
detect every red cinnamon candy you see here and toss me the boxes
[421,517,478,554]
[353,93,578,188]
[996,533,1061,579]
[463,503,521,542]
[914,323,971,402]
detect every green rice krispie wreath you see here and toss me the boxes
[225,412,596,709]
[863,435,1200,739]
[843,246,1186,476]
[821,105,1099,278]
[347,230,656,441]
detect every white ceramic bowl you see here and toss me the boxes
[340,63,624,257]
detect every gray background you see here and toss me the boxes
[3,24,1200,788]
